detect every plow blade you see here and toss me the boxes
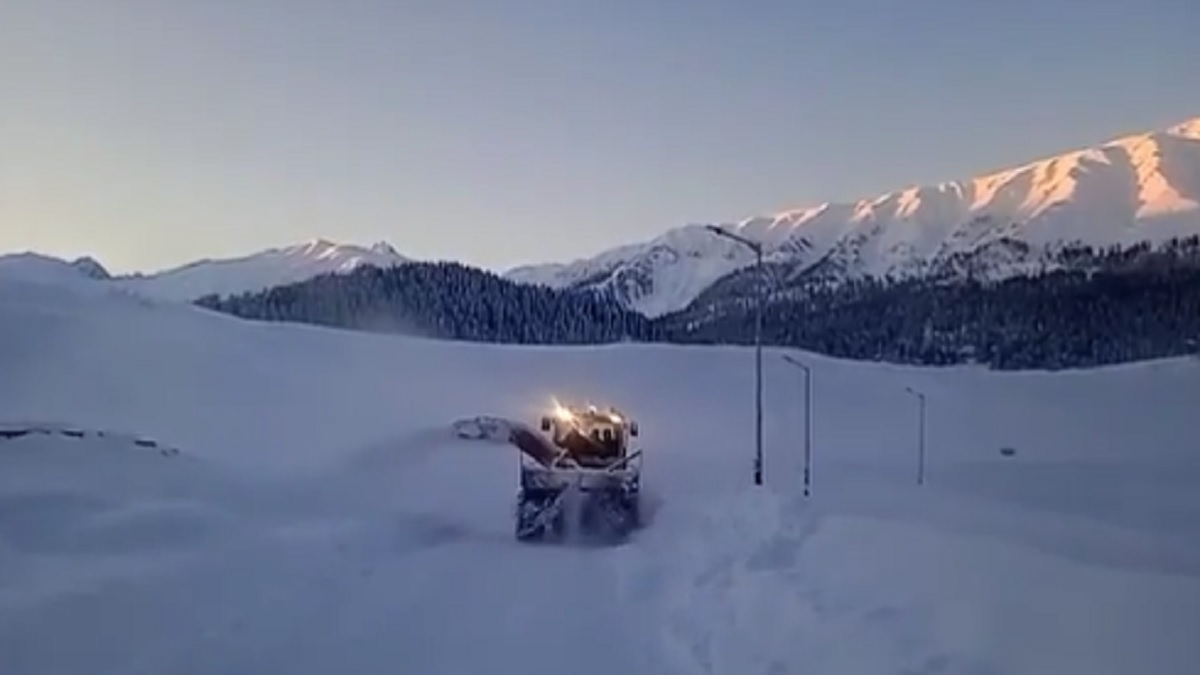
[514,454,642,543]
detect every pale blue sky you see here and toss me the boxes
[3,0,1198,274]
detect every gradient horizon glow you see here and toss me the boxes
[3,0,1199,274]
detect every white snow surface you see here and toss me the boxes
[0,252,112,287]
[506,224,769,318]
[508,115,1200,316]
[3,276,1200,674]
[114,239,409,301]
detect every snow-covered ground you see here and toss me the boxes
[3,274,1200,674]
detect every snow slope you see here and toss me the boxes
[116,239,409,301]
[0,252,112,287]
[3,276,1200,674]
[508,115,1200,316]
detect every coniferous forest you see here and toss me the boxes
[197,261,660,344]
[196,236,1200,371]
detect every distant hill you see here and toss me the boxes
[118,239,410,302]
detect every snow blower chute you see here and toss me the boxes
[508,402,642,543]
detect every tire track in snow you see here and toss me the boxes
[622,491,998,675]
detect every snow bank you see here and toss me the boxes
[0,421,182,455]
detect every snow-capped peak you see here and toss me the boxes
[506,114,1200,316]
[369,241,401,257]
[118,239,410,302]
[505,224,777,318]
[70,256,111,280]
[1169,116,1200,139]
[285,238,340,257]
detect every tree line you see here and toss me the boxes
[197,236,1200,370]
[196,261,659,344]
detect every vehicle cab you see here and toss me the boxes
[540,403,638,468]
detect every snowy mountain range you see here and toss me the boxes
[505,116,1200,316]
[0,239,410,302]
[3,116,1198,314]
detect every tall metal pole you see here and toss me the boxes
[918,394,926,485]
[783,354,812,497]
[905,387,926,485]
[706,224,766,487]
[805,361,812,494]
[754,246,763,486]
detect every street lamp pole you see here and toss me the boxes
[904,386,927,485]
[706,224,765,486]
[782,354,813,497]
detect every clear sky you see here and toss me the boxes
[3,0,1199,274]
